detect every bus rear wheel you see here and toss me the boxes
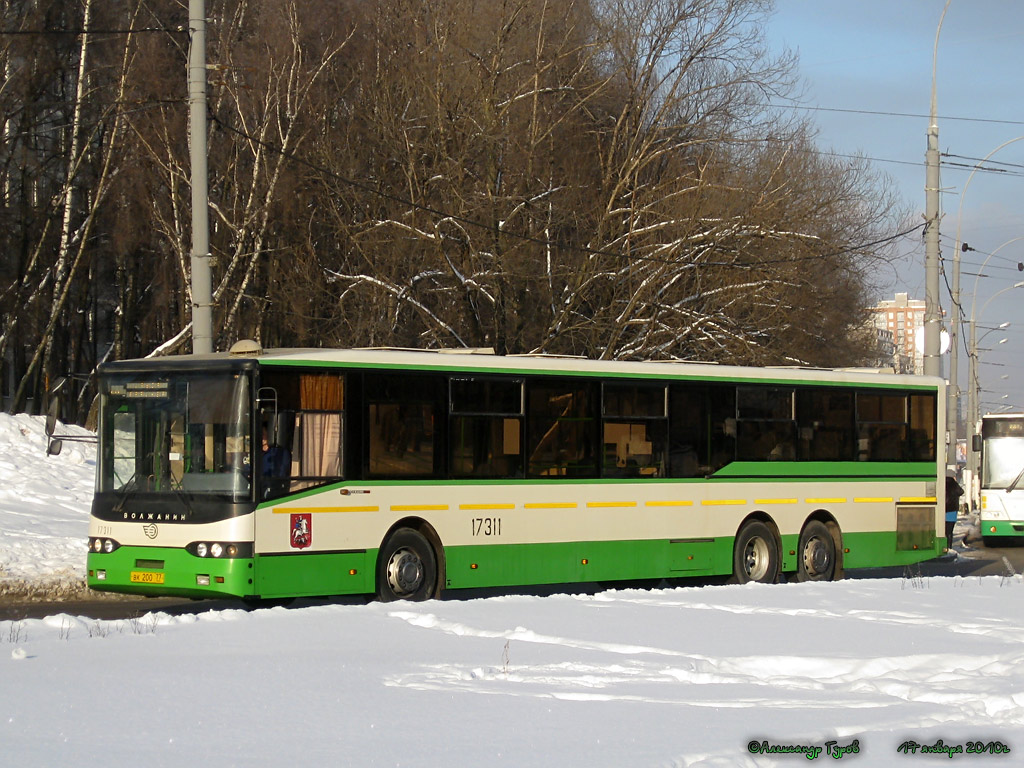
[732,521,780,584]
[796,520,838,582]
[377,528,438,602]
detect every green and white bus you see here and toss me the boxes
[978,413,1024,542]
[86,344,945,602]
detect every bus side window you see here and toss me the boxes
[259,371,345,499]
[601,383,667,478]
[856,392,909,462]
[367,373,443,478]
[735,387,795,462]
[526,380,598,478]
[669,384,735,477]
[908,393,937,461]
[449,377,524,479]
[796,389,855,461]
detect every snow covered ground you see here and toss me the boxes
[2,413,1023,766]
[0,413,95,599]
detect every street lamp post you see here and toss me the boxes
[923,0,951,382]
[962,234,1024,497]
[948,137,1024,468]
[966,280,1024,508]
[964,235,1024,460]
[968,325,1009,452]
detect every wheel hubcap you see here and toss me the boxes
[386,548,423,596]
[743,536,770,581]
[803,537,830,577]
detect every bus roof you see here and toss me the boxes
[101,345,944,390]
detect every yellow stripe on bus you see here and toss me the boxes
[460,504,516,511]
[645,500,694,507]
[391,504,449,512]
[272,506,379,514]
[854,497,894,503]
[899,497,937,503]
[702,499,746,506]
[754,498,797,505]
[586,501,637,508]
[524,502,577,509]
[805,498,846,504]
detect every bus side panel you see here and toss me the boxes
[442,538,731,589]
[840,531,940,569]
[249,473,941,596]
[253,551,375,598]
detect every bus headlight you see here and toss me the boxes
[88,537,121,553]
[187,542,252,559]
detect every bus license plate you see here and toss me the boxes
[129,571,165,584]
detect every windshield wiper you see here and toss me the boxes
[1007,464,1024,493]
[166,480,196,519]
[111,471,141,515]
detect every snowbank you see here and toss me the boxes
[0,414,94,599]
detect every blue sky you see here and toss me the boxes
[765,0,1024,413]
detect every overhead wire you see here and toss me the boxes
[0,27,183,36]
[942,153,1024,172]
[770,102,1024,128]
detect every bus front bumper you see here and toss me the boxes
[87,546,254,599]
[980,520,1024,537]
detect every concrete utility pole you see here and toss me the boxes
[925,1,950,473]
[188,0,214,354]
[923,1,949,383]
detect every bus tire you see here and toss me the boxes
[732,521,780,584]
[796,520,838,582]
[377,528,438,602]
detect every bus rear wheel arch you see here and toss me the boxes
[731,519,781,584]
[796,519,842,582]
[376,526,440,602]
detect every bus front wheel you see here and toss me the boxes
[377,528,438,602]
[732,521,780,584]
[796,520,838,582]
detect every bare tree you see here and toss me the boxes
[0,0,910,421]
[0,0,145,413]
[301,0,900,365]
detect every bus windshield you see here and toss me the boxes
[982,436,1024,490]
[98,372,253,500]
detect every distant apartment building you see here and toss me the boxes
[869,292,925,374]
[871,326,897,370]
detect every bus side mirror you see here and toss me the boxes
[45,376,67,438]
[972,434,982,452]
[41,375,97,457]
